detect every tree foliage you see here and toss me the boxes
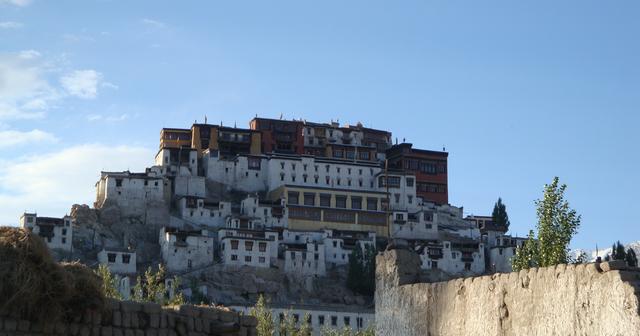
[512,177,581,271]
[626,248,638,267]
[612,241,627,261]
[250,295,275,336]
[132,264,185,305]
[95,264,123,300]
[492,197,511,230]
[346,244,376,296]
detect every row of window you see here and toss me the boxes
[280,162,375,176]
[278,313,365,328]
[230,255,267,263]
[403,159,447,174]
[287,192,387,211]
[229,240,268,252]
[279,173,374,188]
[107,253,132,264]
[114,178,159,187]
[416,182,447,194]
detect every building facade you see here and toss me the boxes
[98,248,137,274]
[159,227,215,272]
[19,213,73,251]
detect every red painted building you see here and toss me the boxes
[386,143,448,205]
[249,118,304,154]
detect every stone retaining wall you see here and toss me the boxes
[0,300,256,336]
[375,248,640,336]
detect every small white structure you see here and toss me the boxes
[416,236,485,275]
[323,229,376,266]
[155,147,199,176]
[98,248,136,274]
[488,235,528,273]
[218,228,279,268]
[19,213,73,251]
[177,196,232,228]
[95,170,165,216]
[231,304,375,336]
[160,227,214,272]
[283,242,326,277]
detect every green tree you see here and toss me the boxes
[132,264,185,305]
[611,241,627,261]
[512,177,581,271]
[249,295,275,336]
[95,264,123,300]
[492,197,511,231]
[346,245,376,296]
[626,248,638,267]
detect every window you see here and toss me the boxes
[344,317,350,326]
[245,241,254,251]
[406,178,414,187]
[318,315,325,325]
[337,167,341,173]
[351,197,362,210]
[452,252,457,259]
[423,211,434,221]
[315,165,319,172]
[337,178,341,186]
[62,238,66,244]
[331,316,338,326]
[432,261,438,269]
[280,162,285,169]
[348,168,352,175]
[333,241,337,247]
[335,196,347,208]
[395,213,404,221]
[291,163,296,170]
[115,179,122,187]
[314,176,319,184]
[231,240,239,250]
[408,195,413,204]
[280,173,285,181]
[291,175,296,182]
[231,254,238,261]
[259,257,266,263]
[346,151,355,159]
[62,229,67,235]
[122,254,131,264]
[259,242,267,252]
[394,194,400,203]
[303,164,307,171]
[379,176,401,188]
[334,149,344,158]
[144,180,148,186]
[325,165,330,172]
[304,193,315,206]
[425,223,433,229]
[357,317,363,329]
[245,256,252,262]
[359,151,370,160]
[465,263,471,271]
[107,253,116,263]
[288,192,299,205]
[366,198,377,211]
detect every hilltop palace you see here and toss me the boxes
[19,117,526,334]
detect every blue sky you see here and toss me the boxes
[1,0,638,250]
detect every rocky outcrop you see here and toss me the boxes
[376,248,640,336]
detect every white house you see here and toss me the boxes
[283,242,326,277]
[218,228,279,268]
[155,147,199,177]
[488,235,528,273]
[323,229,376,266]
[19,213,73,251]
[95,170,165,216]
[98,248,136,274]
[177,196,232,228]
[160,227,214,272]
[416,235,485,275]
[231,304,375,336]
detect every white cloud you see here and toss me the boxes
[86,113,129,122]
[0,129,57,148]
[0,0,31,6]
[0,51,59,120]
[60,69,103,99]
[0,21,23,29]
[0,144,154,225]
[141,18,165,29]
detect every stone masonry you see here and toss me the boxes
[376,248,640,336]
[0,300,257,336]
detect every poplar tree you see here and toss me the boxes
[249,295,275,336]
[626,248,638,267]
[492,198,511,230]
[512,177,581,271]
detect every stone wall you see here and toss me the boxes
[0,300,256,336]
[376,248,640,336]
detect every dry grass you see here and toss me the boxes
[0,227,105,323]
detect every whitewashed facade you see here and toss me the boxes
[283,242,326,277]
[98,248,137,274]
[231,304,375,336]
[19,213,73,251]
[177,196,231,228]
[95,170,165,216]
[160,227,214,272]
[218,228,279,268]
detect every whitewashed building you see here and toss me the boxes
[283,242,326,277]
[160,227,214,272]
[323,229,376,266]
[177,196,232,228]
[415,235,485,275]
[218,228,279,268]
[98,248,137,274]
[488,235,528,273]
[19,213,73,251]
[155,147,199,177]
[231,304,375,336]
[95,170,165,216]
